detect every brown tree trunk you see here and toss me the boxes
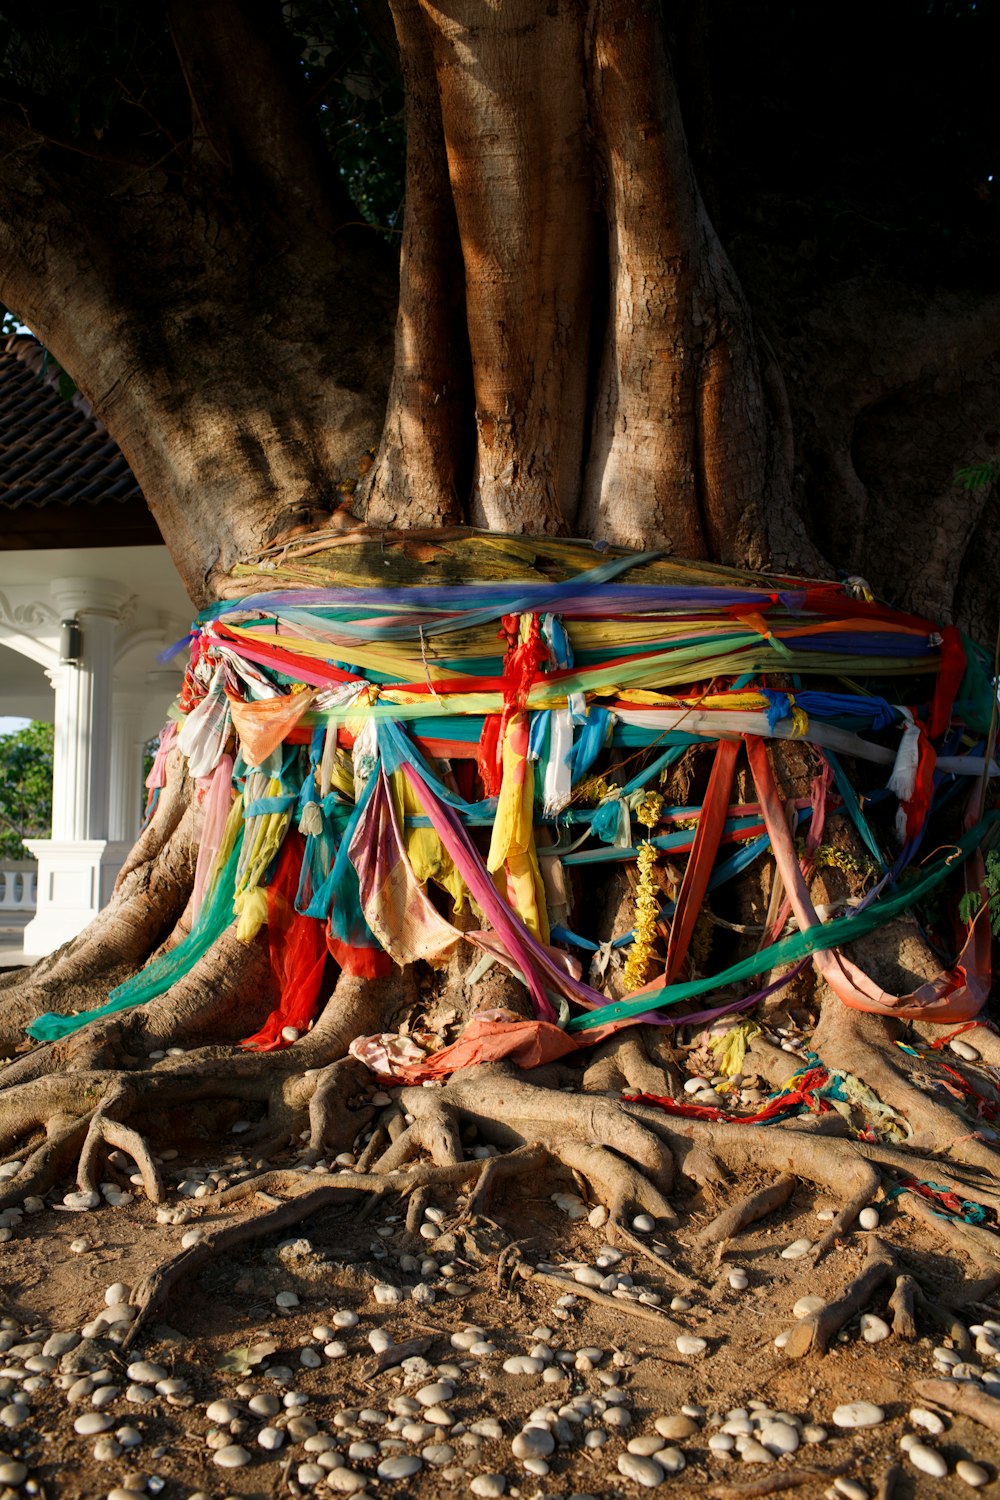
[0,0,397,608]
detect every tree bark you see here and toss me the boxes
[0,0,397,607]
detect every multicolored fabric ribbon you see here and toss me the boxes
[29,533,999,1049]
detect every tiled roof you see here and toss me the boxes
[0,336,143,511]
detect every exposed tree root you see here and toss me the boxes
[887,1273,919,1339]
[783,1237,896,1358]
[895,1184,1000,1267]
[911,1379,1000,1436]
[517,1265,684,1335]
[124,1156,496,1343]
[812,1005,1000,1175]
[396,1068,678,1230]
[0,752,200,1055]
[76,1085,164,1203]
[697,1173,797,1251]
[1,769,1000,1372]
[582,1028,682,1098]
[707,1467,850,1500]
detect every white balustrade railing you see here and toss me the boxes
[0,867,36,912]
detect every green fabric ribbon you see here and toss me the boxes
[26,841,242,1042]
[567,812,999,1032]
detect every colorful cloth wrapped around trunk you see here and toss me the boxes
[27,531,1000,1049]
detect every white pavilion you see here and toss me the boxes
[0,336,189,955]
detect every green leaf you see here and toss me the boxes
[215,1340,277,1374]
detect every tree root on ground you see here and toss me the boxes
[581,1028,682,1098]
[782,1237,896,1357]
[911,1379,1000,1435]
[0,753,200,1055]
[696,1173,796,1251]
[517,1265,685,1335]
[887,1273,919,1338]
[1,833,1000,1367]
[123,1156,495,1345]
[812,1005,1000,1175]
[707,1466,850,1500]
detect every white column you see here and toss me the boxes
[48,578,128,840]
[23,579,134,955]
[109,694,146,843]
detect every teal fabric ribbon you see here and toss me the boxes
[27,840,243,1042]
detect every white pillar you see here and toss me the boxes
[23,579,134,956]
[48,578,128,840]
[109,694,146,844]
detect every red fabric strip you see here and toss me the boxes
[664,738,740,982]
[242,832,329,1052]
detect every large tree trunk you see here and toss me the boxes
[0,0,995,1341]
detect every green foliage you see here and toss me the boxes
[283,1,405,231]
[955,460,1000,492]
[0,722,52,860]
[958,850,1000,936]
[0,3,405,236]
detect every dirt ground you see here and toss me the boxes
[0,1133,997,1500]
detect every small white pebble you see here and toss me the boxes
[631,1214,655,1234]
[832,1402,884,1429]
[908,1443,948,1478]
[860,1314,891,1344]
[104,1283,131,1307]
[675,1336,707,1356]
[213,1445,251,1469]
[833,1480,869,1500]
[74,1413,113,1436]
[793,1296,826,1319]
[275,1291,300,1309]
[416,1382,454,1407]
[62,1190,100,1210]
[728,1269,749,1291]
[781,1238,812,1260]
[909,1407,945,1435]
[618,1452,665,1486]
[375,1455,422,1480]
[206,1399,242,1423]
[760,1421,799,1456]
[956,1459,990,1487]
[470,1476,506,1498]
[858,1207,880,1230]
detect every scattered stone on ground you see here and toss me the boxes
[0,1128,994,1499]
